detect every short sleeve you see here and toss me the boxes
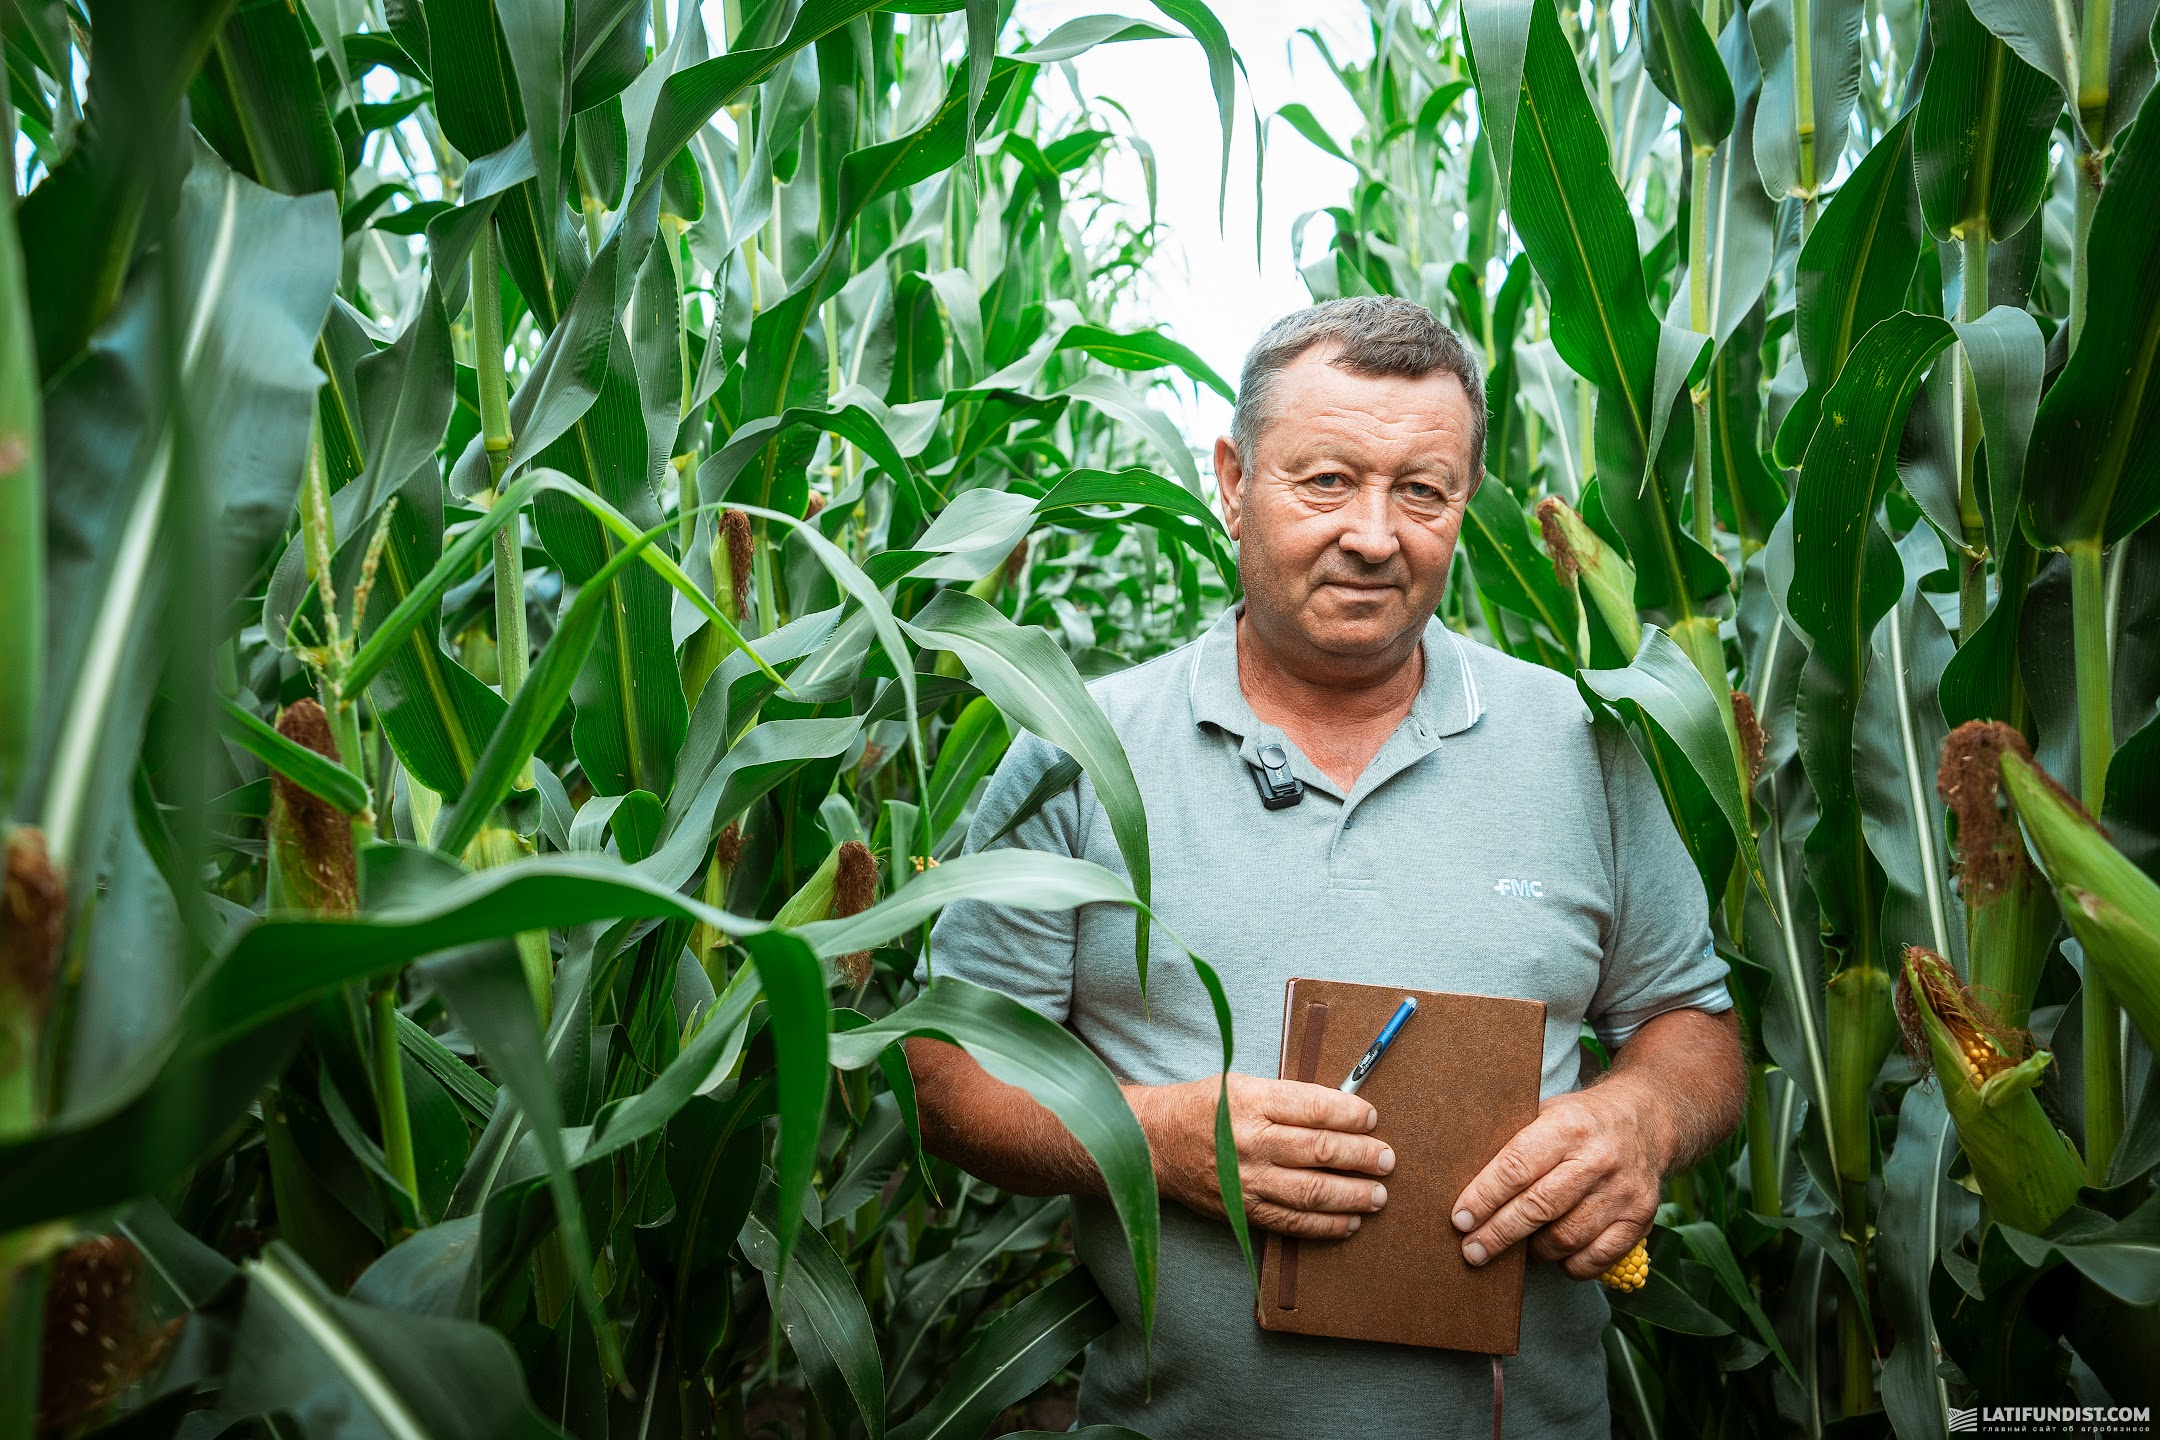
[918,731,1085,1024]
[1587,717,1731,1047]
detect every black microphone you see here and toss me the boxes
[1249,741,1305,810]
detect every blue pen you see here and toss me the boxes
[1338,997,1418,1094]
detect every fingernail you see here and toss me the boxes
[1453,1209,1474,1231]
[1370,1184,1387,1207]
[1346,1216,1362,1233]
[1363,1107,1379,1131]
[1378,1146,1396,1173]
[1463,1240,1487,1265]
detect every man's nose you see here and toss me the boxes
[1337,484,1400,565]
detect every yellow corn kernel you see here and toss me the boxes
[1598,1237,1650,1292]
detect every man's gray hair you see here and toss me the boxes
[1229,296,1486,478]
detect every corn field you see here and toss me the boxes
[0,0,2156,1436]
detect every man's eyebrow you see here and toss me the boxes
[1276,442,1454,479]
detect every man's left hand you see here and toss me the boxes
[1447,1083,1662,1280]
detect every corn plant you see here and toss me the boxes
[0,2,1257,1437]
[1295,0,2160,1430]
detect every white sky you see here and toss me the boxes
[1009,0,1374,446]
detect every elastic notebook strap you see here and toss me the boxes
[1274,1000,1331,1312]
[1490,1354,1503,1440]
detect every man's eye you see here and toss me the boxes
[1309,472,1350,488]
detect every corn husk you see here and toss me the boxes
[1536,495,1639,660]
[1939,721,2058,1029]
[773,840,879,986]
[1897,947,2086,1234]
[265,700,356,916]
[1998,751,2160,1051]
[1826,963,1898,1188]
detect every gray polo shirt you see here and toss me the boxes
[926,607,1727,1439]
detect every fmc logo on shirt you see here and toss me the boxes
[1493,878,1545,898]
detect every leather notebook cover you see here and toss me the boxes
[1255,978,1546,1355]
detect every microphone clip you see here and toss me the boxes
[1249,741,1306,810]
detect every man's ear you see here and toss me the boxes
[1214,435,1245,541]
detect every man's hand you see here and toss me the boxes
[1449,1084,1662,1279]
[1132,1074,1394,1238]
[1449,1008,1743,1280]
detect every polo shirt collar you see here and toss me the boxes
[1184,605,1485,748]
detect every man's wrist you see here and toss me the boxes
[1587,1070,1682,1176]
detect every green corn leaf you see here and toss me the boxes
[1913,0,2063,245]
[901,590,1153,982]
[1967,0,2159,147]
[225,1242,559,1440]
[888,1268,1114,1440]
[1788,313,1957,982]
[1460,478,1580,662]
[2024,79,2160,549]
[1773,111,1924,466]
[1878,1083,1971,1440]
[0,157,43,813]
[416,939,617,1377]
[1749,0,1867,202]
[828,978,1160,1349]
[196,0,345,201]
[1583,624,1771,903]
[741,1187,885,1440]
[1641,0,1736,148]
[1053,322,1234,400]
[746,930,830,1289]
[432,513,674,857]
[1012,17,1178,65]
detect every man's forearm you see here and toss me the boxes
[1598,1007,1745,1173]
[904,1037,1118,1198]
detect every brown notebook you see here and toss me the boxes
[1255,977,1547,1355]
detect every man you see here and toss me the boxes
[908,297,1744,1437]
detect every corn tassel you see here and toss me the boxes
[1897,946,2085,1234]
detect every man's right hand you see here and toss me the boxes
[1128,1074,1394,1238]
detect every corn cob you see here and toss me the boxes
[773,839,881,986]
[1896,946,2086,1234]
[1536,495,1640,660]
[1826,962,1898,1201]
[1598,1236,1650,1292]
[1939,722,2058,1029]
[1995,747,2160,1053]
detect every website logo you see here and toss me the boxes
[1493,878,1544,898]
[1947,1407,2149,1434]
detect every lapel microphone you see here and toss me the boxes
[1250,741,1306,809]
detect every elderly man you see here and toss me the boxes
[907,297,1744,1437]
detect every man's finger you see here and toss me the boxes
[1450,1115,1575,1234]
[1528,1189,1623,1262]
[1259,1079,1378,1133]
[1245,1163,1389,1217]
[1461,1160,1593,1265]
[1260,1124,1395,1176]
[1560,1221,1642,1280]
[1249,1202,1365,1240]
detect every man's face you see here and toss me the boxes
[1215,346,1480,668]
